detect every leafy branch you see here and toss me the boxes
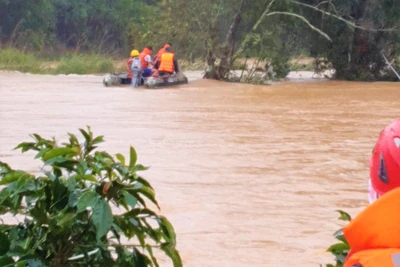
[0,127,182,267]
[322,210,351,267]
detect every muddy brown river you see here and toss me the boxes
[1,71,399,266]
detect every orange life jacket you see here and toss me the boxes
[154,44,171,64]
[343,187,400,267]
[157,48,166,60]
[126,58,133,78]
[158,44,170,58]
[158,52,174,73]
[139,47,152,69]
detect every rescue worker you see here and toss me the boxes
[126,49,140,79]
[153,43,172,69]
[158,47,179,76]
[139,46,158,78]
[343,118,400,267]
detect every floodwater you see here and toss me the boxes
[1,70,400,266]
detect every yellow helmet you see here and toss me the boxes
[130,49,139,57]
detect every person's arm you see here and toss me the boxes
[151,55,158,66]
[126,59,132,75]
[173,58,179,73]
[145,55,153,68]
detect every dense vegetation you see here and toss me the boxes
[0,127,182,266]
[0,0,399,81]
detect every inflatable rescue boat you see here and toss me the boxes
[103,72,188,88]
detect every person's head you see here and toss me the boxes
[369,119,400,203]
[143,46,153,55]
[164,43,171,49]
[130,49,139,57]
[165,47,172,52]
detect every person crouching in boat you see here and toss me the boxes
[158,47,179,77]
[139,46,158,80]
[343,118,400,267]
[126,49,140,79]
[153,43,171,69]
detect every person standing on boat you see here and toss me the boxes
[126,49,140,79]
[343,119,400,267]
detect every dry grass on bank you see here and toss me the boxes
[0,47,316,75]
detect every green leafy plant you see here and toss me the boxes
[0,127,182,267]
[322,210,351,267]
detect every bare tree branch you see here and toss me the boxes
[232,0,276,60]
[315,0,339,14]
[255,0,276,30]
[266,11,332,42]
[291,0,396,32]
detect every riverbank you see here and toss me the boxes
[0,47,316,76]
[0,69,335,87]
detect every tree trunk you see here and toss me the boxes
[203,0,247,80]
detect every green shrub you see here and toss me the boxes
[0,127,182,267]
[0,48,42,73]
[55,54,115,74]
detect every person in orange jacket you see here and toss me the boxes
[153,43,172,69]
[139,46,158,78]
[343,118,400,267]
[158,47,179,76]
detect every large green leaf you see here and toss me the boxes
[114,216,136,239]
[15,261,27,267]
[94,151,115,165]
[129,146,137,168]
[160,243,183,267]
[26,259,45,267]
[0,256,14,266]
[135,185,159,209]
[67,133,80,146]
[77,191,100,212]
[92,135,104,145]
[0,171,33,186]
[43,158,79,170]
[327,242,349,253]
[30,202,49,224]
[0,162,12,176]
[0,188,11,205]
[158,216,177,245]
[68,191,80,207]
[34,148,51,159]
[74,174,97,183]
[79,128,92,144]
[132,247,152,266]
[13,175,36,194]
[42,147,79,161]
[14,142,37,153]
[116,154,126,165]
[336,210,351,221]
[92,198,113,240]
[130,164,150,172]
[57,212,76,227]
[122,191,138,209]
[0,232,10,256]
[136,177,154,190]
